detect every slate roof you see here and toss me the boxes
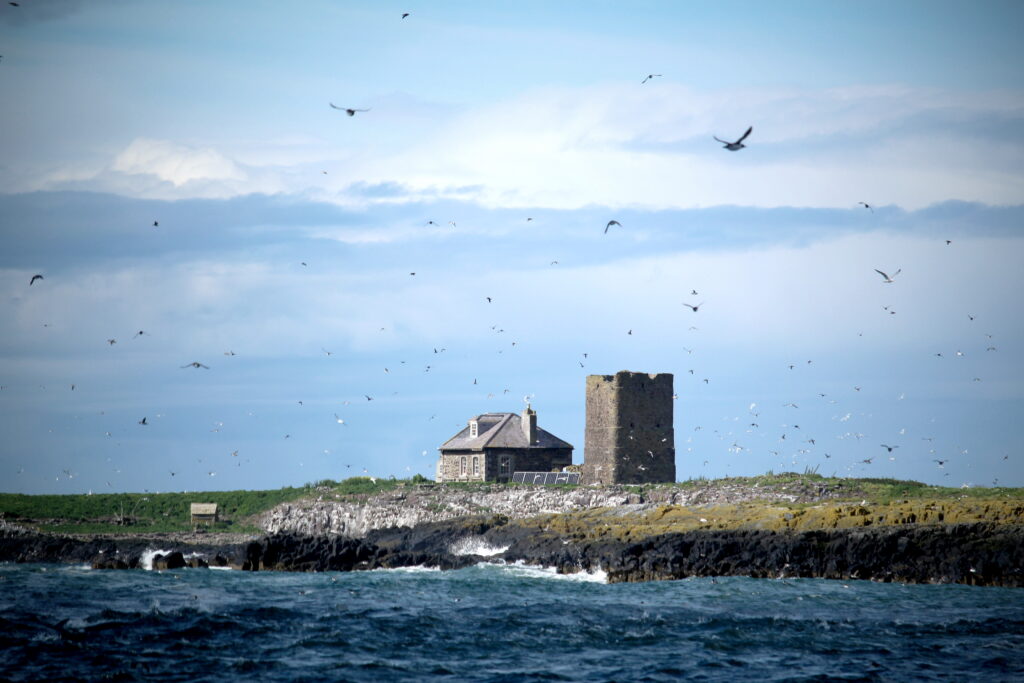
[440,412,573,451]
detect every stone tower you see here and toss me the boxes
[582,371,675,485]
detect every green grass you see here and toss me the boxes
[675,472,1024,504]
[0,477,425,534]
[3,473,1019,535]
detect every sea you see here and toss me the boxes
[1,557,1023,682]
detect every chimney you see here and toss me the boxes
[521,404,537,445]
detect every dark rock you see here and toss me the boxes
[91,556,130,570]
[151,551,185,570]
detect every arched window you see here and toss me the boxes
[472,456,479,476]
[460,457,467,476]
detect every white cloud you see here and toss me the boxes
[358,83,1024,210]
[112,138,247,186]
[21,84,1024,210]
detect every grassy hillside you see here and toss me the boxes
[669,472,1024,504]
[0,477,405,534]
[0,473,1019,535]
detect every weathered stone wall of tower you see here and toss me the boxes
[582,371,675,485]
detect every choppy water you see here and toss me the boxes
[1,560,1023,682]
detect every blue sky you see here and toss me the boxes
[1,1,1022,494]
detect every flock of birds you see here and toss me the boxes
[7,4,1013,493]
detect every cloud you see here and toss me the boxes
[15,83,1023,210]
[363,83,1024,210]
[112,138,247,187]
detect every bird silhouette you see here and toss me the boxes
[641,74,662,84]
[605,220,621,234]
[329,103,370,116]
[181,362,209,369]
[714,126,752,151]
[29,274,43,285]
[858,202,874,213]
[683,302,704,313]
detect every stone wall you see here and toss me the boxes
[583,371,675,485]
[438,452,486,482]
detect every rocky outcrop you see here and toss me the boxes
[4,485,1022,587]
[0,529,239,570]
[209,519,1024,587]
[258,480,849,537]
[489,522,1024,587]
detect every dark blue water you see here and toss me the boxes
[2,560,1023,682]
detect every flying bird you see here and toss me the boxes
[880,444,899,453]
[401,12,409,18]
[858,202,874,213]
[181,362,209,369]
[29,274,43,285]
[714,126,752,151]
[683,302,704,313]
[329,103,370,116]
[138,417,148,425]
[641,74,662,84]
[605,220,621,234]
[875,268,901,283]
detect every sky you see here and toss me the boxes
[1,0,1023,494]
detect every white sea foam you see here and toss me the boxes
[140,548,173,571]
[483,560,608,583]
[371,565,441,573]
[449,536,510,557]
[209,565,233,571]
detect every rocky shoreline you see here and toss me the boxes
[2,514,1022,587]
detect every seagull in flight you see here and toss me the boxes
[858,202,874,213]
[641,74,662,84]
[181,361,210,369]
[714,126,752,151]
[880,444,899,453]
[875,268,901,283]
[682,302,704,313]
[330,103,370,116]
[29,274,43,285]
[605,220,621,234]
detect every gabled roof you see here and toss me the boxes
[440,412,573,451]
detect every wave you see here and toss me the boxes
[449,535,509,557]
[482,559,608,583]
[370,565,441,573]
[139,548,173,571]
